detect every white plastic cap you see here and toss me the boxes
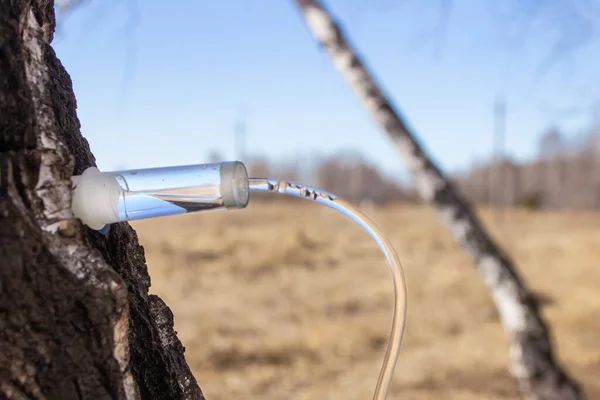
[71,167,121,230]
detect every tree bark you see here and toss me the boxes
[293,1,585,399]
[0,1,204,399]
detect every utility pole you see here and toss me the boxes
[234,105,249,162]
[234,118,245,161]
[494,95,506,202]
[493,94,507,223]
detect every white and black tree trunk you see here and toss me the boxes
[293,1,585,399]
[0,1,203,399]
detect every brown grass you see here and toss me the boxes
[132,202,600,399]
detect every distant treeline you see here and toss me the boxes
[209,127,600,210]
[243,151,418,205]
[455,128,600,210]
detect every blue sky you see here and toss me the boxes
[52,0,599,181]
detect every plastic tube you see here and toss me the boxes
[248,178,407,400]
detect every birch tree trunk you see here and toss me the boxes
[0,1,203,399]
[293,1,585,399]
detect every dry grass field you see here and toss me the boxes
[133,201,600,399]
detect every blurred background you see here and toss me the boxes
[54,1,600,398]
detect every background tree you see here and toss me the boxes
[0,2,203,399]
[293,0,585,399]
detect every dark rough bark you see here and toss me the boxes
[0,1,203,399]
[293,1,586,399]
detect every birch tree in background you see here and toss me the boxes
[293,1,585,399]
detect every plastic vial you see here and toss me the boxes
[71,161,249,230]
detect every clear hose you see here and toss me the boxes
[248,178,408,400]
